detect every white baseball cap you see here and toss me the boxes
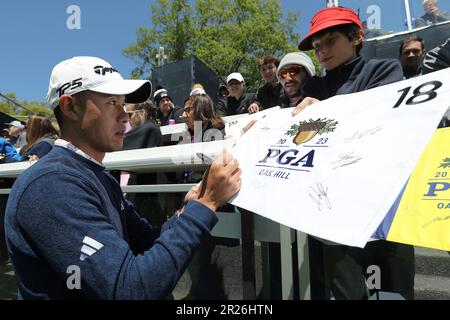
[226,72,245,84]
[190,87,206,96]
[4,120,25,130]
[46,56,152,110]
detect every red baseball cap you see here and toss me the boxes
[298,7,364,51]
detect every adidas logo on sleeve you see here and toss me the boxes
[79,236,104,261]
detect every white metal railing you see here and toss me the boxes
[0,134,307,300]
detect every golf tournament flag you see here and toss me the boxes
[375,127,450,251]
[230,67,450,248]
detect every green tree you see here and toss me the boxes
[0,93,54,121]
[124,0,312,91]
[0,93,18,115]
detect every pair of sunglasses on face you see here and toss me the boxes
[278,65,304,79]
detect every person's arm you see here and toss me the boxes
[413,17,426,28]
[291,97,320,116]
[290,77,323,116]
[3,139,23,162]
[24,140,53,160]
[16,173,216,299]
[216,99,227,116]
[16,150,240,299]
[248,87,265,114]
[422,38,450,75]
[247,102,261,114]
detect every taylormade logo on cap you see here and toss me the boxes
[47,56,152,110]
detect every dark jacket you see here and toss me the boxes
[5,146,217,299]
[216,92,257,116]
[302,55,403,99]
[123,122,162,151]
[414,11,450,28]
[256,82,283,110]
[157,106,183,126]
[122,122,164,224]
[422,38,450,128]
[422,38,450,74]
[20,136,56,160]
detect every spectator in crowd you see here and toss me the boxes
[255,51,318,299]
[181,93,240,299]
[123,101,162,151]
[217,72,258,116]
[295,7,415,300]
[19,115,59,161]
[190,83,206,96]
[362,20,384,39]
[15,126,27,149]
[399,36,426,78]
[4,120,25,148]
[183,94,225,145]
[277,52,316,109]
[0,136,22,163]
[121,101,165,226]
[422,37,450,74]
[414,0,450,28]
[1,128,11,141]
[422,37,450,128]
[248,54,283,113]
[126,102,158,129]
[218,85,229,100]
[153,88,183,126]
[4,56,241,299]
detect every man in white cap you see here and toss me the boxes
[4,56,241,299]
[4,120,25,148]
[216,72,259,116]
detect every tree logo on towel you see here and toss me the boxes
[439,158,450,169]
[285,118,338,145]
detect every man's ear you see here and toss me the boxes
[58,95,79,121]
[353,30,365,46]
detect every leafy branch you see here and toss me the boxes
[285,118,338,137]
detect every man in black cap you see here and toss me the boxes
[153,88,183,126]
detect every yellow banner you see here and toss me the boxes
[387,127,450,251]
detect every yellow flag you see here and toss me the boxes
[387,127,450,251]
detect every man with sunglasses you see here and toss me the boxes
[276,52,316,109]
[292,7,414,300]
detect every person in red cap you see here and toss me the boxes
[293,7,415,300]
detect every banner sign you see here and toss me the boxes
[230,68,450,248]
